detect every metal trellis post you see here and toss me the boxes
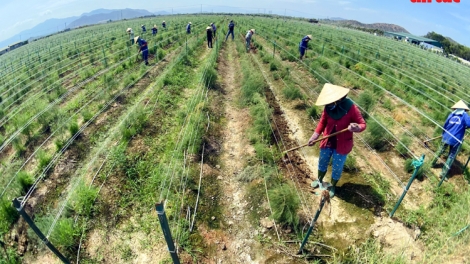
[155,201,180,264]
[12,198,70,264]
[297,195,327,254]
[390,154,425,217]
[273,41,276,58]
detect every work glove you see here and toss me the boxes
[308,132,320,146]
[348,123,361,132]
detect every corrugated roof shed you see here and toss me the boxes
[384,31,442,48]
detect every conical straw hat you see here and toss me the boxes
[315,83,350,106]
[134,36,140,43]
[451,100,469,110]
[126,28,131,32]
[307,35,312,39]
[206,26,212,30]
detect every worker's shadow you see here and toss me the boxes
[432,159,465,180]
[335,183,385,216]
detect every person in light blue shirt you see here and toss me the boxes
[245,29,255,52]
[431,100,470,180]
[299,35,312,60]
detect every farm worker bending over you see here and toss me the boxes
[299,35,312,60]
[126,28,134,45]
[206,26,213,48]
[134,36,149,65]
[152,25,158,36]
[225,20,235,41]
[141,25,146,33]
[431,100,470,180]
[186,22,192,34]
[211,23,217,38]
[162,21,166,29]
[245,29,255,52]
[308,83,366,197]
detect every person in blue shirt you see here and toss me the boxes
[225,20,235,41]
[152,25,158,36]
[431,100,470,180]
[141,25,146,33]
[211,23,217,39]
[299,35,312,60]
[162,21,166,29]
[186,22,192,34]
[135,36,149,65]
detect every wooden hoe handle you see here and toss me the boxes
[423,135,442,144]
[283,128,349,153]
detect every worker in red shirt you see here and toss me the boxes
[308,83,366,197]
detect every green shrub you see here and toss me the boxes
[268,184,300,227]
[249,95,273,143]
[81,109,93,123]
[70,180,98,215]
[17,171,34,194]
[0,198,18,235]
[307,105,321,119]
[395,135,412,156]
[282,87,303,100]
[69,121,79,136]
[37,149,52,171]
[237,166,261,182]
[204,68,217,89]
[269,61,280,71]
[357,91,375,115]
[343,155,358,172]
[364,120,392,151]
[382,98,394,111]
[35,217,79,250]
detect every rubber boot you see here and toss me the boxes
[311,170,326,188]
[329,179,338,198]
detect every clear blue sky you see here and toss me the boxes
[0,0,469,46]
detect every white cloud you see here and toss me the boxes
[40,9,52,16]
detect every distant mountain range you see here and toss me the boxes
[0,8,157,48]
[322,19,409,33]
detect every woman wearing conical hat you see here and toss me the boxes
[431,100,470,181]
[308,83,366,197]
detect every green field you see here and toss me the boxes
[0,14,468,263]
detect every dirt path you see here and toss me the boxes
[200,40,267,264]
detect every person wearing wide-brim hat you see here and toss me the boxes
[299,34,312,60]
[127,28,135,45]
[245,29,255,52]
[308,83,366,197]
[152,25,158,36]
[206,26,213,48]
[186,22,192,34]
[134,36,149,65]
[162,20,166,29]
[141,24,146,32]
[431,100,470,181]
